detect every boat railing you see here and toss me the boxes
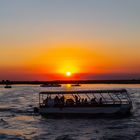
[39,100,130,108]
[39,89,132,107]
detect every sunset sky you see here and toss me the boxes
[0,0,140,80]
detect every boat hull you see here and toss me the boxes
[39,104,132,118]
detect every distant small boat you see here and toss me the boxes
[4,85,12,88]
[71,84,81,87]
[40,83,61,87]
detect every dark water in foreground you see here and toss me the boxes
[0,84,140,140]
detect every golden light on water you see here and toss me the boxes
[66,84,71,88]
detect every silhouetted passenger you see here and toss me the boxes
[47,97,54,107]
[60,95,65,103]
[91,98,97,104]
[99,97,103,104]
[75,95,79,103]
[84,98,88,105]
[43,97,48,106]
[66,98,74,106]
[81,98,84,103]
[54,95,59,106]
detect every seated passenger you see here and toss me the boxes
[91,98,97,104]
[60,95,65,104]
[84,98,88,105]
[47,97,54,107]
[81,98,84,103]
[99,97,103,104]
[66,98,74,106]
[43,97,48,106]
[74,95,79,103]
[54,95,59,106]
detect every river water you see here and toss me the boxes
[0,84,140,140]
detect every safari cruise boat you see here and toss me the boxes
[35,89,132,117]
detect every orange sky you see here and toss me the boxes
[1,42,140,80]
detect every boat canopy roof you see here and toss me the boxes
[39,89,127,95]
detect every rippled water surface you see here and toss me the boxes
[0,84,140,140]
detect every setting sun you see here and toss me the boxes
[66,71,72,76]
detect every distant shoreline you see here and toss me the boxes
[0,80,140,85]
